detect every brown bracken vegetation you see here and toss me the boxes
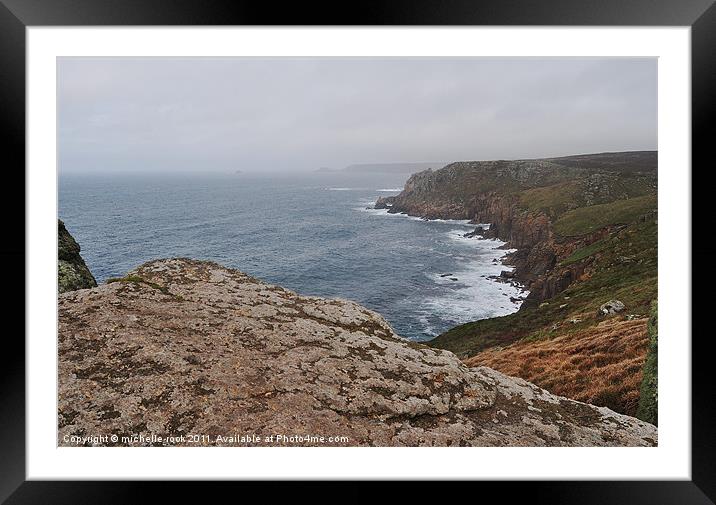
[465,317,650,417]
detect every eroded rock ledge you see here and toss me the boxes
[58,258,656,447]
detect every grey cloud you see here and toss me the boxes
[58,57,657,174]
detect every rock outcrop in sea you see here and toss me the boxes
[58,219,97,293]
[58,258,657,447]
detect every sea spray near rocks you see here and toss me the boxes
[356,203,527,334]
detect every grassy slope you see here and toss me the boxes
[465,318,650,417]
[517,175,655,223]
[518,181,581,219]
[554,194,657,237]
[431,217,657,358]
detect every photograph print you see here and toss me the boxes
[57,57,658,447]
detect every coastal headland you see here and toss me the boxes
[376,151,658,422]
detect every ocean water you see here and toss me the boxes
[59,172,526,341]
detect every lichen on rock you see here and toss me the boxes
[597,299,626,318]
[58,258,657,447]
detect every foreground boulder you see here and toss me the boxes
[58,219,97,293]
[58,259,656,447]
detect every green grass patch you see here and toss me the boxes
[518,181,580,218]
[560,238,609,266]
[106,274,173,296]
[554,195,656,237]
[636,300,658,425]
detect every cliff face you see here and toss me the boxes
[381,152,657,303]
[58,219,97,293]
[58,259,656,447]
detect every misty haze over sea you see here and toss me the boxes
[59,171,525,341]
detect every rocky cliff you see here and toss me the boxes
[58,258,656,447]
[58,219,97,293]
[379,152,657,304]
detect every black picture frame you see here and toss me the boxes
[1,0,712,502]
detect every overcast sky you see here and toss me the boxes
[58,57,657,174]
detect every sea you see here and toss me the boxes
[59,172,526,341]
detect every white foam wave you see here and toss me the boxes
[352,203,485,227]
[419,229,527,329]
[429,218,475,227]
[376,188,403,192]
[355,207,427,220]
[417,315,438,338]
[353,204,527,331]
[446,228,505,248]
